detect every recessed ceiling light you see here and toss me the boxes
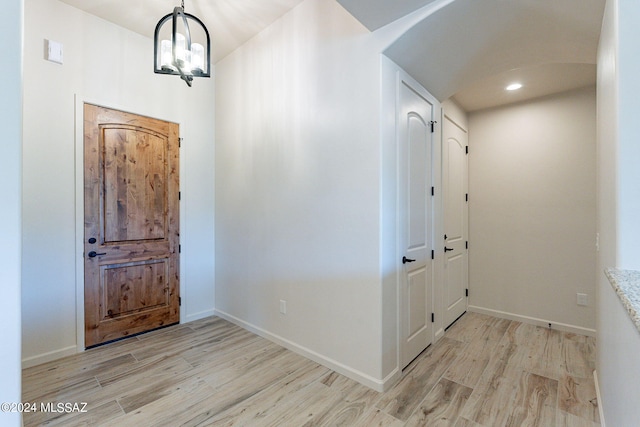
[506,83,523,91]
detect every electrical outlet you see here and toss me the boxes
[577,293,588,306]
[279,300,287,315]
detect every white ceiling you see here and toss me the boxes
[380,0,605,111]
[336,0,439,31]
[452,63,597,112]
[58,0,305,63]
[60,0,605,112]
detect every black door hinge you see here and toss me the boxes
[431,186,435,196]
[179,296,182,306]
[430,121,437,133]
[431,313,435,323]
[179,244,182,253]
[431,250,434,260]
[179,137,183,148]
[465,146,469,155]
[179,192,181,200]
[465,289,469,297]
[465,193,468,202]
[465,241,468,250]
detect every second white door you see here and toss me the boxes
[443,114,468,328]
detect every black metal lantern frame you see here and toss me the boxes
[154,3,211,87]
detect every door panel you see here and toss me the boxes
[445,253,464,308]
[443,115,468,328]
[102,126,168,243]
[102,260,170,318]
[408,267,428,338]
[84,104,180,348]
[408,113,428,250]
[399,78,434,369]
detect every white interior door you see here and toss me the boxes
[398,76,435,369]
[443,114,468,328]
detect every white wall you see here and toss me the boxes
[215,0,389,388]
[468,87,597,333]
[596,1,640,425]
[1,0,23,424]
[22,0,215,366]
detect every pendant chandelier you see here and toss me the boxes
[153,0,210,87]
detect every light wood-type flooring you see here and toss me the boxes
[22,312,599,426]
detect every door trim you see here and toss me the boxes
[73,94,182,352]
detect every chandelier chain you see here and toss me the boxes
[181,0,184,10]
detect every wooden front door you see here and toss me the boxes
[84,104,180,348]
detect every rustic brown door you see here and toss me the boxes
[84,104,180,348]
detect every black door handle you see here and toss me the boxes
[402,256,416,264]
[88,251,106,258]
[444,247,454,252]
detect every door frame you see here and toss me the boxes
[394,71,444,371]
[73,95,183,352]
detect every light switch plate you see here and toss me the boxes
[46,39,63,64]
[577,293,588,306]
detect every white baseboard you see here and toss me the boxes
[467,306,596,337]
[381,368,402,392]
[594,370,606,427]
[183,308,216,324]
[22,345,78,369]
[214,309,390,392]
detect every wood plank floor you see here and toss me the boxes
[22,312,599,426]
